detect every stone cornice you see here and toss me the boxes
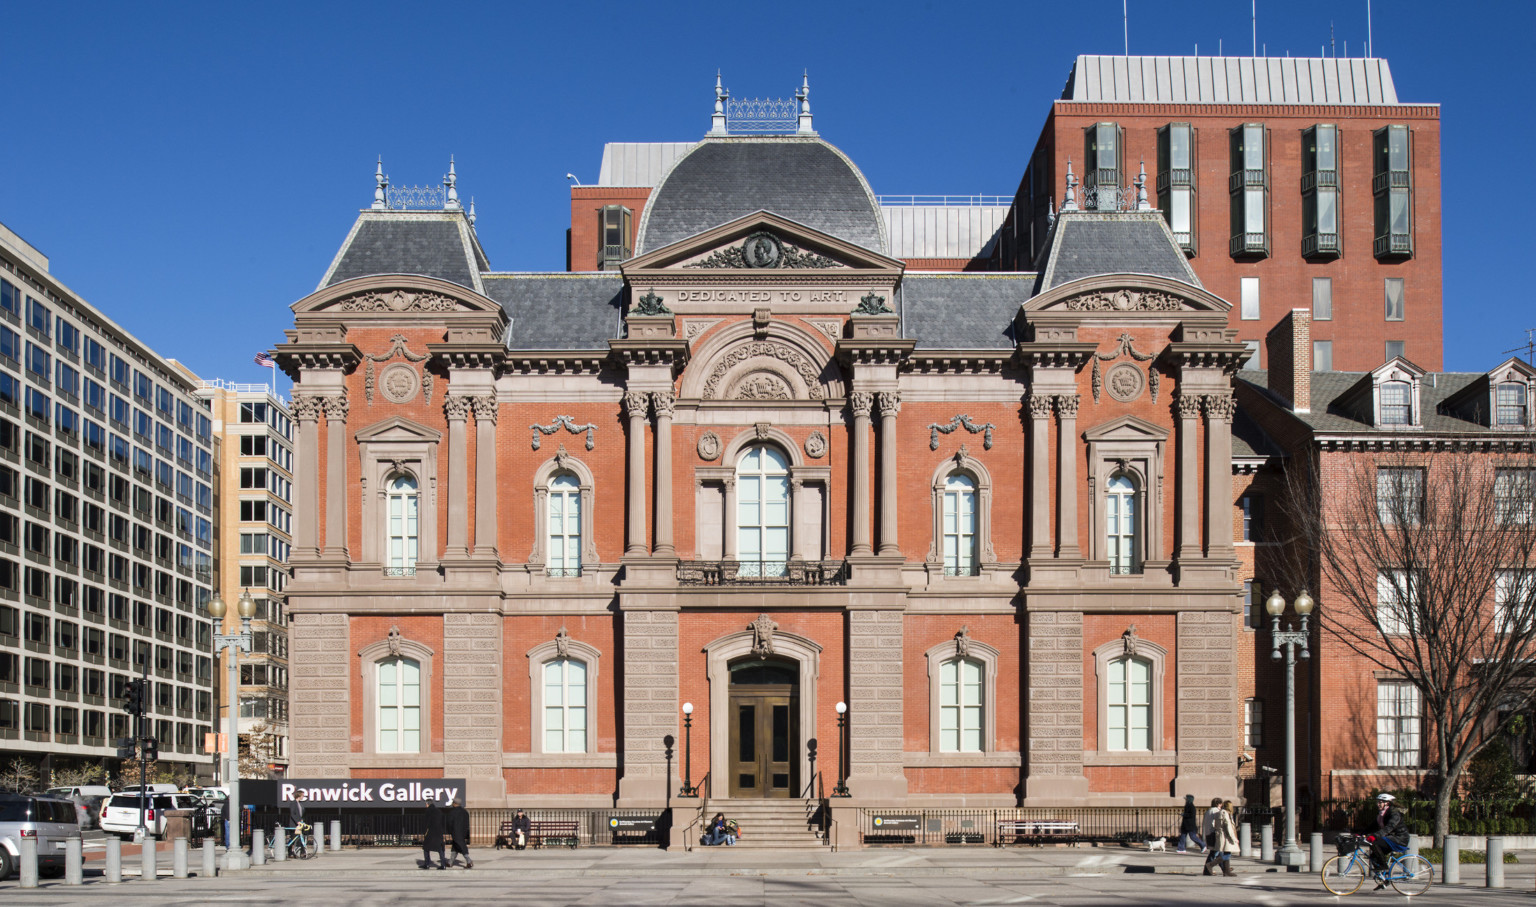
[609,338,691,376]
[1016,341,1098,371]
[503,351,612,376]
[272,340,361,378]
[1163,340,1250,374]
[426,341,505,371]
[902,350,1016,376]
[835,338,916,367]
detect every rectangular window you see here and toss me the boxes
[1084,122,1120,211]
[1373,125,1413,258]
[26,298,50,337]
[0,279,16,317]
[1313,340,1334,372]
[1240,494,1264,542]
[1496,383,1530,427]
[938,657,984,753]
[1377,681,1421,767]
[1229,124,1268,256]
[597,205,633,270]
[1312,277,1333,321]
[1376,570,1418,636]
[1495,569,1535,635]
[1301,124,1340,258]
[1376,467,1424,525]
[1240,277,1260,321]
[1385,340,1405,362]
[1495,468,1535,525]
[1244,580,1263,630]
[1157,122,1196,254]
[55,319,79,355]
[1384,278,1405,322]
[1242,340,1260,370]
[542,658,586,753]
[1244,698,1264,748]
[1105,656,1152,751]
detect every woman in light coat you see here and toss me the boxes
[1205,800,1239,877]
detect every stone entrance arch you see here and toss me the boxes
[703,627,821,798]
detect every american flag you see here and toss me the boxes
[254,352,275,369]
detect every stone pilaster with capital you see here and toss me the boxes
[1027,394,1054,420]
[1175,392,1202,420]
[1202,394,1236,556]
[649,391,675,418]
[321,395,350,558]
[292,395,324,422]
[1202,394,1235,423]
[1026,394,1054,558]
[1053,394,1081,557]
[624,391,651,555]
[443,395,472,421]
[1175,392,1202,561]
[849,391,874,418]
[848,392,875,555]
[472,396,498,557]
[651,392,677,556]
[876,391,901,418]
[1053,393,1080,420]
[875,392,902,555]
[470,395,498,424]
[321,394,350,421]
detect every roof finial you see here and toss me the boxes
[796,70,814,135]
[1135,159,1151,211]
[1047,197,1057,229]
[467,196,476,227]
[444,156,461,210]
[1062,159,1079,212]
[372,157,389,210]
[710,70,729,136]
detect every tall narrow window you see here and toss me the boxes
[1302,124,1341,258]
[1373,125,1413,258]
[547,474,582,576]
[1495,383,1529,427]
[597,205,632,270]
[1495,468,1535,525]
[941,473,977,576]
[1157,123,1196,253]
[543,658,587,753]
[1377,681,1421,767]
[376,656,420,753]
[1312,277,1333,321]
[1313,340,1334,372]
[1376,570,1418,636]
[1106,656,1152,751]
[385,475,419,575]
[1229,124,1268,257]
[736,446,790,578]
[1379,381,1412,425]
[1496,569,1536,635]
[1244,698,1264,748]
[1240,494,1265,542]
[1106,473,1139,575]
[1240,277,1260,321]
[1244,579,1264,629]
[1384,278,1405,321]
[938,657,984,753]
[1084,123,1120,211]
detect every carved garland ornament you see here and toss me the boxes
[685,231,843,270]
[1064,289,1182,312]
[702,341,825,401]
[337,289,459,313]
[1091,333,1158,405]
[928,414,995,451]
[734,373,792,400]
[362,334,432,406]
[531,415,597,451]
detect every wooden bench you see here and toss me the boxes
[995,820,1079,847]
[528,820,579,849]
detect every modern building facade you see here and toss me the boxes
[199,381,293,777]
[0,221,216,780]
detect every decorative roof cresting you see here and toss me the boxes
[373,156,468,211]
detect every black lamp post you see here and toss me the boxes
[832,701,850,797]
[679,702,697,797]
[807,738,817,797]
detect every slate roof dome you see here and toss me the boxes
[635,136,887,255]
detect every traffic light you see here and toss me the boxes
[122,679,144,715]
[142,737,158,762]
[115,737,136,760]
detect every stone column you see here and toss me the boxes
[471,396,498,559]
[876,392,901,556]
[1175,609,1239,801]
[1054,394,1081,558]
[1026,394,1053,559]
[616,607,679,805]
[651,392,676,557]
[1176,393,1202,561]
[1203,394,1236,558]
[292,397,323,559]
[441,612,504,803]
[321,395,350,559]
[846,608,907,801]
[721,478,739,561]
[287,613,350,777]
[789,478,807,562]
[1024,611,1089,803]
[849,392,874,556]
[624,392,650,556]
[443,396,472,559]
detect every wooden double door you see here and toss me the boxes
[727,661,799,798]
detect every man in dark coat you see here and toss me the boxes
[1177,794,1205,853]
[510,809,531,850]
[447,798,473,869]
[1366,793,1410,887]
[421,800,447,869]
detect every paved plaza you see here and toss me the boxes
[2,843,1534,905]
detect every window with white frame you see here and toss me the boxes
[1105,656,1152,751]
[1106,473,1140,575]
[1376,467,1424,525]
[547,473,582,576]
[1377,681,1421,767]
[386,475,419,574]
[1244,579,1263,629]
[1495,469,1535,525]
[542,657,587,753]
[938,657,984,753]
[1496,569,1536,635]
[737,445,789,578]
[941,473,977,576]
[1495,383,1529,427]
[1240,276,1261,320]
[1244,698,1264,748]
[1377,570,1418,636]
[1379,381,1412,425]
[376,656,420,753]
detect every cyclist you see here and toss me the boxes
[1361,793,1410,888]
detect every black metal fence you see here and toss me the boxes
[1320,798,1536,837]
[856,807,1184,846]
[245,807,666,848]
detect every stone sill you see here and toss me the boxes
[1082,750,1178,767]
[903,752,1022,769]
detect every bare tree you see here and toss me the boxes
[1279,445,1536,844]
[50,761,106,788]
[239,722,279,780]
[0,756,40,793]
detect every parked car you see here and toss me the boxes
[99,792,205,840]
[0,793,80,879]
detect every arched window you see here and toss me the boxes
[938,657,984,752]
[1106,473,1139,575]
[1496,382,1529,427]
[385,475,419,576]
[1379,380,1412,425]
[376,656,421,752]
[543,658,587,753]
[547,473,582,576]
[1105,655,1152,751]
[736,445,790,578]
[942,474,977,576]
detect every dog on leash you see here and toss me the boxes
[1145,837,1167,852]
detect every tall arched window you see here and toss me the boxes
[543,658,587,753]
[547,473,582,576]
[938,656,984,752]
[386,475,419,575]
[737,445,789,578]
[1106,473,1139,575]
[376,656,421,752]
[942,474,977,576]
[1105,655,1151,751]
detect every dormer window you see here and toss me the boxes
[1380,381,1412,426]
[1496,382,1529,426]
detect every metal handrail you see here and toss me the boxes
[876,195,1011,207]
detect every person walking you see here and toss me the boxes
[447,798,474,869]
[1177,794,1205,854]
[421,799,448,870]
[1205,800,1239,877]
[1200,797,1222,872]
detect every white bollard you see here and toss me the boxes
[173,837,188,878]
[251,828,265,866]
[1487,836,1505,888]
[202,838,217,877]
[313,822,324,856]
[273,825,286,861]
[1407,834,1420,857]
[1239,822,1253,858]
[65,837,83,884]
[105,836,122,882]
[1260,824,1274,862]
[140,835,157,881]
[18,834,38,887]
[331,819,341,851]
[1444,835,1460,884]
[1309,832,1323,872]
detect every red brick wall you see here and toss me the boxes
[568,187,652,272]
[501,615,618,754]
[350,615,444,753]
[1088,765,1175,792]
[504,768,613,796]
[1082,614,1178,753]
[352,767,442,779]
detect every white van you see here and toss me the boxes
[44,785,112,800]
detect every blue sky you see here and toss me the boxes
[0,1,1530,382]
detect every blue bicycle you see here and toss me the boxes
[1321,832,1433,896]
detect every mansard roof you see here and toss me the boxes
[1035,211,1201,293]
[899,274,1031,350]
[479,273,624,351]
[635,136,886,255]
[1240,368,1501,435]
[319,210,488,294]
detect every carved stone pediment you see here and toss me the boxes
[621,211,905,276]
[337,288,461,313]
[702,340,826,401]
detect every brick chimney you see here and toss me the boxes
[1265,309,1312,413]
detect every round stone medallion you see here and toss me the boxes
[804,431,827,459]
[380,363,420,404]
[696,431,722,461]
[1106,363,1144,403]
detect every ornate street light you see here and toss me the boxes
[679,702,697,797]
[1267,587,1315,868]
[208,589,257,870]
[832,702,850,797]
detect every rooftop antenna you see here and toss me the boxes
[1330,21,1335,57]
[1367,0,1373,56]
[1501,329,1536,366]
[1252,0,1257,57]
[1123,0,1128,55]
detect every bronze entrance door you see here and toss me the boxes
[727,660,799,798]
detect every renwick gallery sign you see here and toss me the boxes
[243,778,468,808]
